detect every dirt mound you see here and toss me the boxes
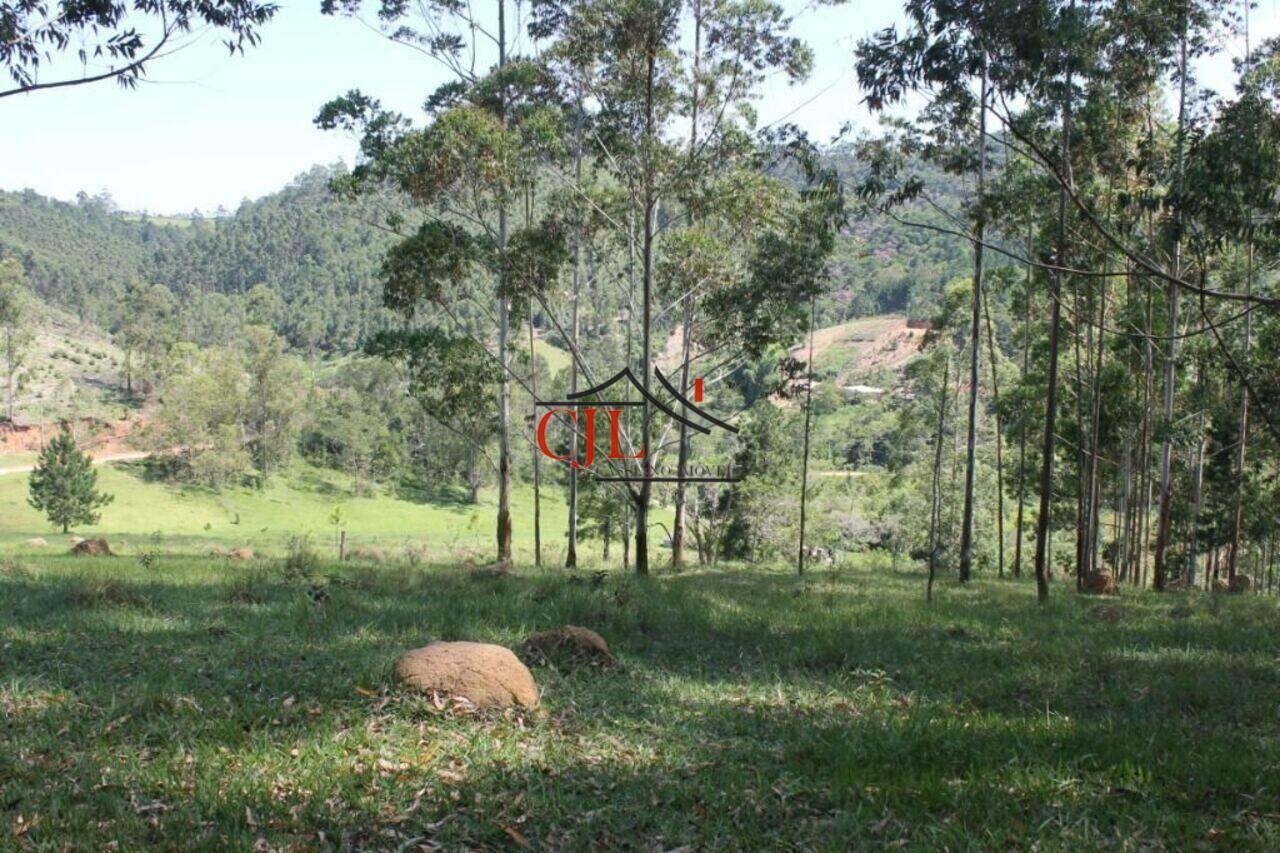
[1082,570,1117,595]
[1228,575,1252,594]
[70,538,113,557]
[394,641,538,710]
[24,537,47,547]
[521,626,615,668]
[471,561,511,580]
[228,547,255,561]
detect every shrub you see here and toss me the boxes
[282,535,320,581]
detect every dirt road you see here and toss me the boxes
[0,451,151,476]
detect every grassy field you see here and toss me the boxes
[2,552,1279,849]
[532,337,571,379]
[0,452,38,471]
[0,460,623,565]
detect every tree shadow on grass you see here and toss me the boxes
[392,477,477,507]
[288,469,348,498]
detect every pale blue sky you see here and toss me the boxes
[1,0,1274,213]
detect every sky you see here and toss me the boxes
[1,0,1276,214]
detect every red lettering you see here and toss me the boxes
[537,408,575,462]
[607,408,644,459]
[571,407,597,469]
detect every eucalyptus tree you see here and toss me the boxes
[663,0,814,568]
[532,0,680,574]
[856,0,1016,584]
[531,0,822,573]
[1,0,276,98]
[1175,38,1280,581]
[853,0,1280,600]
[318,0,568,562]
[115,280,177,397]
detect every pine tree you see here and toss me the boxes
[27,426,114,533]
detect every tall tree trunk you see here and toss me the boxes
[928,353,952,602]
[1033,56,1072,603]
[1072,260,1088,589]
[1136,255,1155,587]
[1187,355,1206,585]
[1013,223,1033,578]
[1152,280,1179,592]
[671,0,703,570]
[672,295,693,568]
[566,91,585,570]
[622,208,637,573]
[494,0,513,564]
[798,295,817,576]
[1228,240,1253,580]
[981,276,1005,578]
[958,63,988,584]
[634,43,658,576]
[1085,277,1107,577]
[1153,26,1188,592]
[529,296,542,568]
[1119,440,1132,580]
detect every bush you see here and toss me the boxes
[282,535,321,581]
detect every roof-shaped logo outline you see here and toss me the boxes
[555,366,739,435]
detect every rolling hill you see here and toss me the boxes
[0,296,135,444]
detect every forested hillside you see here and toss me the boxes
[823,148,974,322]
[0,158,971,354]
[149,166,410,352]
[1,151,956,542]
[0,190,182,329]
[0,167,409,352]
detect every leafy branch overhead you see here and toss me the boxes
[1,0,279,98]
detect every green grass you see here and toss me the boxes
[2,554,1278,849]
[0,452,38,471]
[532,337,571,379]
[0,460,579,561]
